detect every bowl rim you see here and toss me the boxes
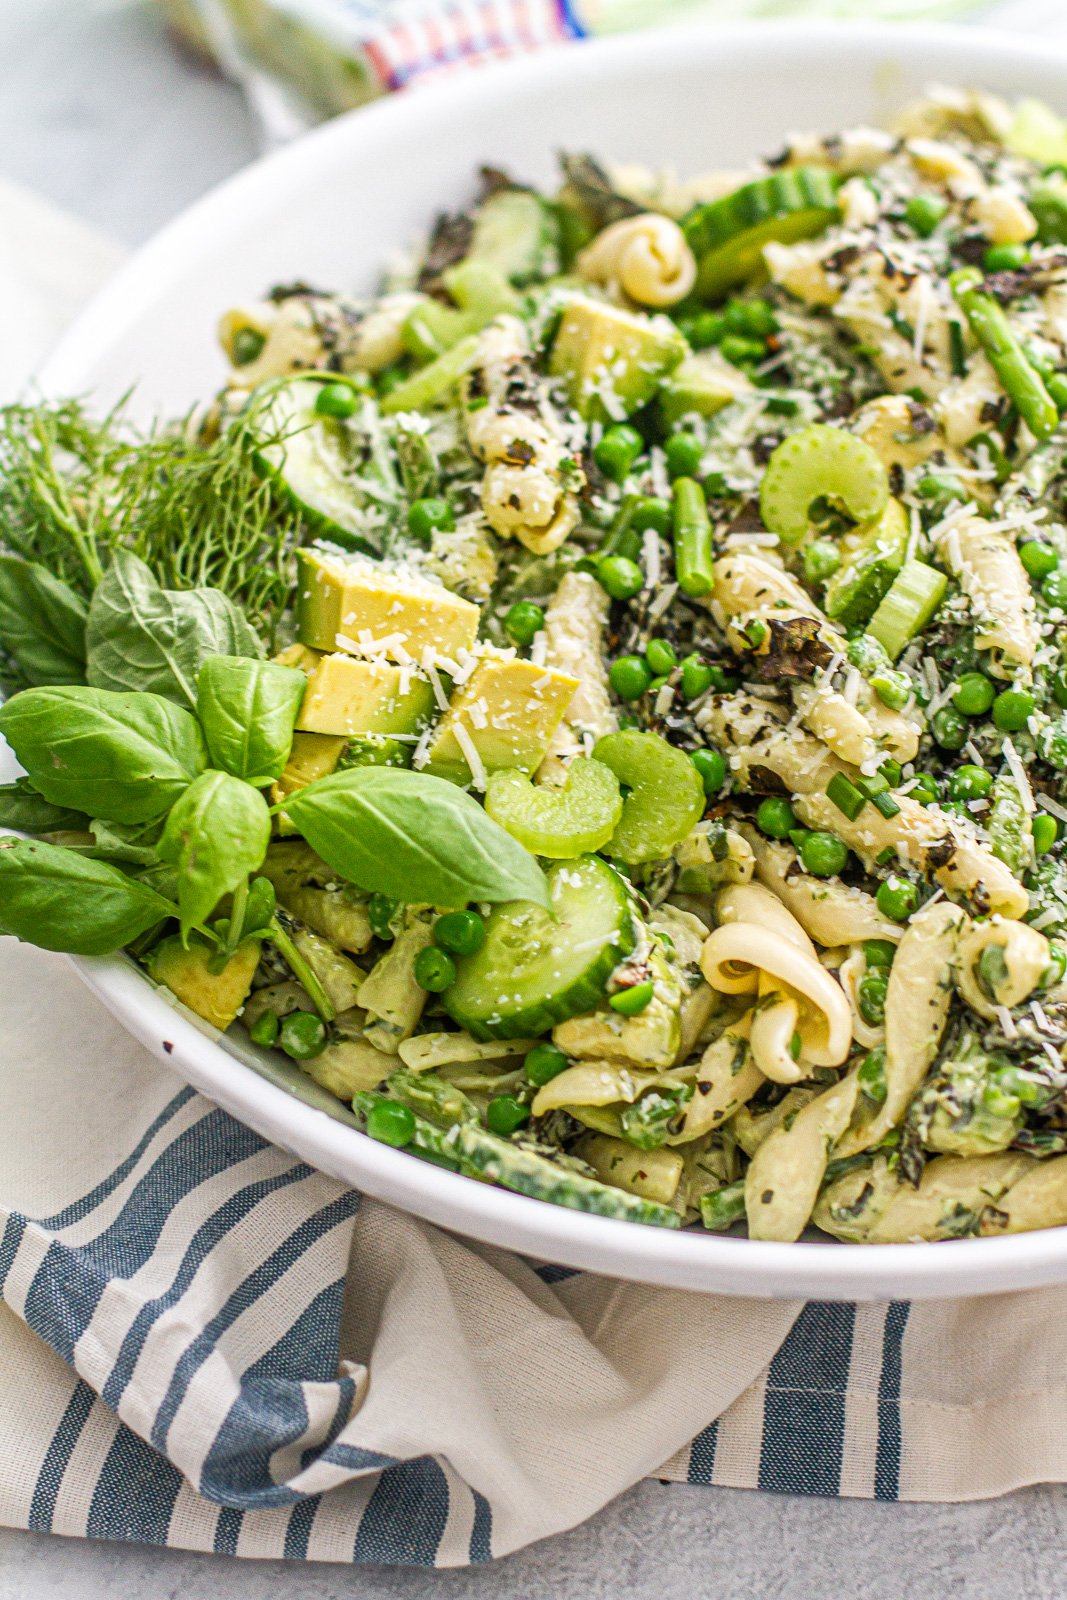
[38,16,1067,1299]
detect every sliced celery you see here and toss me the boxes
[864,560,947,662]
[484,758,622,858]
[594,730,705,865]
[380,334,483,415]
[758,425,888,546]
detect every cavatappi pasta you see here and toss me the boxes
[15,86,1067,1246]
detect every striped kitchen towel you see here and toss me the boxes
[6,939,1067,1566]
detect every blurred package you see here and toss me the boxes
[162,0,981,134]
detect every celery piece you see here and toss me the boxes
[594,729,706,865]
[484,758,623,858]
[758,425,888,546]
[864,560,947,661]
[380,335,483,415]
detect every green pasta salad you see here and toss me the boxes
[9,84,1067,1243]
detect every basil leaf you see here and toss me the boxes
[0,835,177,955]
[87,552,262,710]
[0,684,206,823]
[159,769,271,936]
[88,817,165,866]
[0,779,89,835]
[196,656,306,785]
[284,767,550,909]
[0,556,88,687]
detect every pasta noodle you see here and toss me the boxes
[955,917,1051,1020]
[935,515,1039,677]
[576,213,697,307]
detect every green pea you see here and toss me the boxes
[248,1010,280,1048]
[414,946,456,993]
[594,423,644,484]
[871,670,912,711]
[931,705,969,750]
[645,638,677,676]
[992,688,1036,732]
[1020,541,1059,580]
[983,241,1029,272]
[524,1042,569,1087]
[680,654,714,700]
[704,471,730,498]
[1033,812,1060,856]
[609,654,653,701]
[685,310,726,348]
[725,297,778,338]
[756,796,797,839]
[948,763,993,801]
[608,980,655,1015]
[279,1011,327,1061]
[632,496,673,536]
[408,496,454,542]
[802,540,842,583]
[691,747,727,795]
[486,1094,530,1136]
[858,1045,888,1104]
[231,327,266,366]
[368,892,398,941]
[909,772,940,806]
[1043,569,1067,608]
[664,432,703,480]
[904,193,949,237]
[953,672,996,716]
[433,909,485,957]
[857,970,889,1026]
[719,334,766,366]
[598,555,644,601]
[314,380,360,418]
[365,1100,416,1148]
[504,600,545,647]
[916,472,964,505]
[863,939,896,969]
[875,874,919,923]
[799,829,849,878]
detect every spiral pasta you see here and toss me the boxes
[955,917,1051,1020]
[576,213,697,307]
[935,515,1039,678]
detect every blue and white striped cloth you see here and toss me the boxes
[4,938,1067,1567]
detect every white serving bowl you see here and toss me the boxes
[33,19,1067,1299]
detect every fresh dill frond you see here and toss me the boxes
[0,396,309,646]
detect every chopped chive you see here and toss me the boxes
[827,772,867,821]
[870,791,902,818]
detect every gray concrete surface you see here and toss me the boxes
[0,1,1064,1594]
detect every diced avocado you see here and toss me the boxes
[659,350,753,425]
[149,935,260,1031]
[273,641,322,674]
[296,548,480,662]
[468,188,560,285]
[424,657,578,785]
[296,652,435,739]
[823,497,910,628]
[549,296,687,422]
[271,729,347,836]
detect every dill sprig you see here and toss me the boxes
[0,396,308,645]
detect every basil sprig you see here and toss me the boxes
[284,767,550,909]
[0,555,88,687]
[159,770,272,937]
[196,656,306,785]
[86,552,262,710]
[0,837,178,955]
[0,684,206,824]
[0,779,88,834]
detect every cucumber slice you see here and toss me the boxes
[824,498,909,627]
[469,189,560,285]
[484,759,623,858]
[682,167,841,300]
[252,375,377,552]
[444,854,636,1039]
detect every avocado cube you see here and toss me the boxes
[424,657,578,785]
[549,296,687,422]
[273,641,323,674]
[659,350,753,425]
[150,936,260,1032]
[296,653,435,738]
[271,729,348,834]
[297,549,479,662]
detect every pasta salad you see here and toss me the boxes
[7,85,1067,1242]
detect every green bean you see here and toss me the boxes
[671,477,714,597]
[951,269,1059,441]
